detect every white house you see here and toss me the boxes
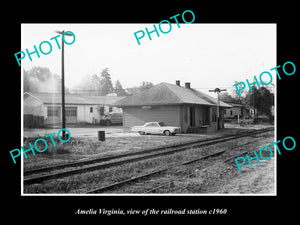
[223,102,249,118]
[23,92,124,125]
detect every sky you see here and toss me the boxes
[21,23,276,97]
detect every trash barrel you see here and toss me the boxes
[98,131,105,141]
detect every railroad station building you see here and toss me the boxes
[113,81,232,133]
[23,92,124,126]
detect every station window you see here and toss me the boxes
[90,107,93,113]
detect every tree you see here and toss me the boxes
[99,68,114,96]
[256,87,274,116]
[23,66,68,93]
[23,69,31,92]
[244,86,274,117]
[114,80,128,96]
[139,81,154,91]
[232,80,246,100]
[71,74,99,95]
[126,81,154,95]
[91,74,101,95]
[71,68,114,96]
[219,92,235,103]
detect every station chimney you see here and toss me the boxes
[185,82,191,89]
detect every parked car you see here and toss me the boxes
[131,122,181,136]
[101,112,123,126]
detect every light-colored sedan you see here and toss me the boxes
[131,122,181,136]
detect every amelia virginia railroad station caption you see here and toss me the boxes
[75,208,227,215]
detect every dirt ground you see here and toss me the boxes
[172,134,275,195]
[177,157,275,194]
[219,157,275,194]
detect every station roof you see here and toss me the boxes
[113,82,232,108]
[24,92,125,105]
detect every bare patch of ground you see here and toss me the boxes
[172,135,275,194]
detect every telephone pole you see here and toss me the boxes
[55,30,73,139]
[209,88,227,130]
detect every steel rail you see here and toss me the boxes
[146,143,274,193]
[86,149,227,194]
[24,127,273,176]
[24,127,274,186]
[86,130,273,194]
[144,151,251,194]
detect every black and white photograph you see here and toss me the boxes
[21,23,276,195]
[3,3,299,220]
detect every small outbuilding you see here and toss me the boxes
[224,102,249,119]
[23,92,124,125]
[113,81,231,133]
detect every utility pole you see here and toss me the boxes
[253,87,255,119]
[209,88,227,130]
[55,30,73,139]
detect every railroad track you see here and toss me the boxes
[85,140,256,194]
[143,137,275,194]
[144,150,251,194]
[24,127,274,186]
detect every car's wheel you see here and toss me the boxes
[164,130,171,136]
[138,131,145,135]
